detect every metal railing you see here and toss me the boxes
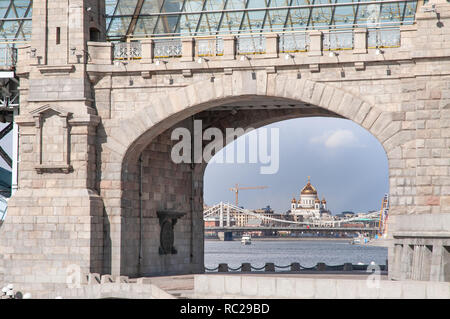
[237,35,266,55]
[0,47,17,67]
[323,30,354,51]
[111,27,403,61]
[113,42,142,60]
[368,28,401,48]
[204,262,387,272]
[196,37,224,57]
[154,38,182,58]
[279,32,309,52]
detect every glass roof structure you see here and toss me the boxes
[106,0,420,40]
[0,0,32,43]
[0,0,422,43]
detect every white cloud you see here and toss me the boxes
[310,129,361,148]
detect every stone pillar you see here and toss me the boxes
[241,263,251,272]
[140,39,154,64]
[181,37,195,62]
[87,42,113,65]
[222,35,236,60]
[265,34,279,58]
[218,263,229,272]
[353,28,367,54]
[308,30,322,56]
[388,1,450,282]
[0,0,106,297]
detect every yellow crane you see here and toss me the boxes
[229,184,268,207]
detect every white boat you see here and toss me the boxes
[241,234,251,245]
[351,234,369,245]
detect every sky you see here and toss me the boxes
[204,117,389,215]
[0,122,12,171]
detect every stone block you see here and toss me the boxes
[275,278,296,298]
[402,282,427,299]
[335,280,358,299]
[208,275,225,295]
[194,275,209,294]
[224,276,241,295]
[241,276,258,296]
[294,278,315,299]
[314,279,337,299]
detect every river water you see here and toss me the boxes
[204,239,388,270]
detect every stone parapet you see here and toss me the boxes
[193,275,450,299]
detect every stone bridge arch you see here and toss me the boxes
[100,71,412,279]
[106,73,405,165]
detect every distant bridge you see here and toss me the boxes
[205,226,378,233]
[203,202,380,232]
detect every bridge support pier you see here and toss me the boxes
[217,232,233,241]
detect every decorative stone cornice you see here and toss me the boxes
[37,65,75,76]
[35,163,73,174]
[68,114,101,127]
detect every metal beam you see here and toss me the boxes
[0,146,12,168]
[126,0,146,38]
[0,123,12,139]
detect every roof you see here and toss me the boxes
[0,1,420,43]
[105,0,419,40]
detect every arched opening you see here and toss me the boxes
[89,27,101,42]
[101,74,408,278]
[203,117,389,271]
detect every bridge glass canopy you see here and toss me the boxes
[106,0,420,40]
[0,0,422,42]
[0,0,32,43]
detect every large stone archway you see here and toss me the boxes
[99,72,413,279]
[2,0,450,298]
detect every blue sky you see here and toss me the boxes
[204,117,389,215]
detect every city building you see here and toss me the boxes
[290,177,331,222]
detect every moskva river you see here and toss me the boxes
[204,239,388,270]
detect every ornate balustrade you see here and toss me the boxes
[279,32,309,53]
[107,27,403,63]
[204,262,388,273]
[236,35,266,55]
[196,37,224,57]
[368,28,401,48]
[323,30,354,51]
[113,41,141,60]
[153,39,182,58]
[0,46,16,67]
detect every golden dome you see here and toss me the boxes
[291,197,296,203]
[315,197,320,203]
[300,176,317,195]
[321,197,327,203]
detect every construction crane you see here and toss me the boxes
[229,184,268,207]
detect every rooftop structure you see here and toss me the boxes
[105,0,419,40]
[0,1,420,43]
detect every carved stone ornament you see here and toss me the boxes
[156,211,186,255]
[29,104,73,174]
